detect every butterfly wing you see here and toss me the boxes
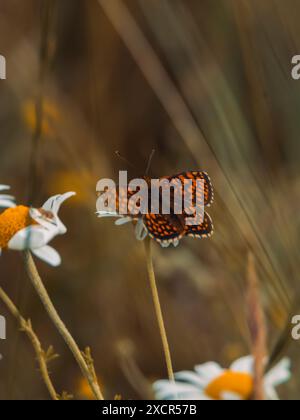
[185,212,214,239]
[143,213,185,247]
[165,171,214,207]
[144,172,214,246]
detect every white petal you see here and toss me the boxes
[32,245,61,267]
[115,217,132,226]
[29,208,66,238]
[194,362,224,381]
[0,199,16,208]
[0,194,15,200]
[230,356,254,374]
[96,211,119,218]
[153,380,204,400]
[0,186,15,208]
[264,358,291,388]
[221,391,242,400]
[161,241,171,248]
[8,226,50,250]
[29,208,59,231]
[175,371,208,388]
[264,386,280,401]
[135,219,148,241]
[42,192,76,214]
[0,185,10,192]
[36,192,75,235]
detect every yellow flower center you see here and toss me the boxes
[0,206,34,249]
[205,371,253,400]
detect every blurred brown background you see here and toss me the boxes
[0,0,300,400]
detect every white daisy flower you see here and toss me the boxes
[0,185,16,209]
[0,190,75,266]
[153,356,291,401]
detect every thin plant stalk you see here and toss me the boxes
[0,286,59,400]
[144,238,174,382]
[23,250,104,400]
[247,252,267,400]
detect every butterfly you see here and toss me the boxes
[97,172,214,248]
[97,152,214,247]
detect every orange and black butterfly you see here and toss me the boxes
[97,153,214,248]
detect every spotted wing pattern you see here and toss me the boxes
[185,212,214,239]
[166,171,214,208]
[143,171,214,245]
[143,213,185,247]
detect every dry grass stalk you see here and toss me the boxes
[247,252,267,400]
[23,250,104,400]
[0,286,59,400]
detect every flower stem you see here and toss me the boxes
[23,251,104,400]
[0,286,59,400]
[144,238,174,382]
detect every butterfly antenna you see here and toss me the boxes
[145,149,156,176]
[115,151,137,171]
